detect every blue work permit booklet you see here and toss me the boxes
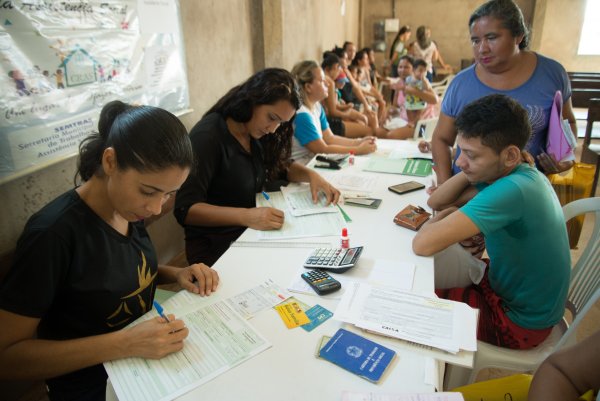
[319,328,396,383]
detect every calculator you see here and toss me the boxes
[301,270,342,295]
[303,246,363,273]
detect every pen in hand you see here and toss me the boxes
[262,191,274,207]
[153,300,171,323]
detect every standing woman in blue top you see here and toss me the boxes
[290,60,378,165]
[174,68,340,266]
[0,101,219,401]
[430,0,577,185]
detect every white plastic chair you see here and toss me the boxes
[433,84,449,100]
[444,197,600,390]
[431,74,455,88]
[413,117,438,141]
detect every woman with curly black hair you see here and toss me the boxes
[174,68,340,266]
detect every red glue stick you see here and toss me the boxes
[341,228,349,249]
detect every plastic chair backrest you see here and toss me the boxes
[413,117,438,141]
[431,74,455,88]
[558,197,600,348]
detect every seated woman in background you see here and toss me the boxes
[392,55,439,123]
[321,52,387,139]
[174,68,340,266]
[364,47,384,86]
[353,49,387,123]
[290,60,377,165]
[384,55,439,140]
[332,46,379,128]
[0,101,218,401]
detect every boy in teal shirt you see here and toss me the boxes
[413,94,570,349]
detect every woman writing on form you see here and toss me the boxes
[174,68,340,267]
[0,101,219,401]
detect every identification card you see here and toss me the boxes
[274,301,310,328]
[301,304,333,332]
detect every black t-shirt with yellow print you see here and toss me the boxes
[0,189,157,397]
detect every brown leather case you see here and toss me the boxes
[393,205,431,231]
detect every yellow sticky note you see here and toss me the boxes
[274,301,310,328]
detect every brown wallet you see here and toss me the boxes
[393,205,432,231]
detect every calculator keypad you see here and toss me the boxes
[303,246,363,273]
[301,270,341,295]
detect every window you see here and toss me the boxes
[578,0,600,55]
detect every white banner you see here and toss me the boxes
[0,0,190,182]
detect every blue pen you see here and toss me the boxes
[153,300,171,323]
[262,191,273,207]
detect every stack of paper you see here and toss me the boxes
[256,189,344,240]
[334,282,477,355]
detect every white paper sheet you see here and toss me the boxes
[225,279,290,319]
[334,282,477,353]
[105,295,271,401]
[280,184,338,216]
[256,191,344,240]
[287,259,415,299]
[316,172,379,192]
[341,391,464,401]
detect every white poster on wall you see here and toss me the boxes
[0,0,190,183]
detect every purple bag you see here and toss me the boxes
[546,90,575,162]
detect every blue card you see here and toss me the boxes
[301,304,333,332]
[319,328,396,382]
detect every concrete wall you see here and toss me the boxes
[281,0,360,70]
[0,0,360,265]
[360,0,598,75]
[360,0,485,71]
[531,0,600,72]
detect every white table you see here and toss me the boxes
[109,140,439,400]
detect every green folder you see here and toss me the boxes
[363,157,432,177]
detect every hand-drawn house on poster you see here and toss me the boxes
[59,46,98,87]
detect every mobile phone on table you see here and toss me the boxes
[344,198,382,209]
[388,181,425,195]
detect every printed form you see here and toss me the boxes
[280,184,338,216]
[315,171,379,193]
[335,282,477,354]
[104,293,271,401]
[256,191,344,240]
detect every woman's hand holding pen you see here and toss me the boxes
[123,316,189,359]
[176,263,219,296]
[246,207,284,230]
